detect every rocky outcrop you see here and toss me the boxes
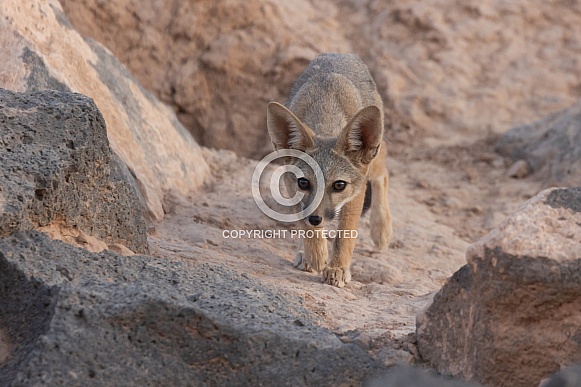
[340,0,581,145]
[60,0,581,156]
[416,187,581,387]
[0,231,382,386]
[0,0,208,221]
[496,100,581,186]
[60,0,352,158]
[0,88,148,254]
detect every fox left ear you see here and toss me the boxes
[336,105,383,164]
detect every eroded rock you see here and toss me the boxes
[60,0,581,156]
[0,0,208,221]
[0,231,381,386]
[60,0,352,158]
[417,187,581,387]
[0,88,148,253]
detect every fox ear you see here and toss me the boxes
[336,105,383,164]
[267,102,315,151]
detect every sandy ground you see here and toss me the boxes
[149,136,542,360]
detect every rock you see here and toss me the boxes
[496,100,581,186]
[0,89,148,254]
[373,348,415,367]
[341,0,581,146]
[540,365,581,387]
[365,365,481,387]
[351,257,404,285]
[60,0,581,155]
[0,231,383,386]
[0,0,209,221]
[59,0,352,158]
[506,159,531,179]
[416,187,581,387]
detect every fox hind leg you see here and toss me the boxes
[369,164,393,250]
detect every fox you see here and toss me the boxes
[266,53,393,288]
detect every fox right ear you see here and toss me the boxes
[267,102,315,151]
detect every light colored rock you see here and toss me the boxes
[468,188,581,261]
[351,257,404,285]
[60,0,352,158]
[107,243,136,256]
[417,187,581,387]
[341,0,581,146]
[61,0,581,156]
[506,159,531,178]
[0,0,208,221]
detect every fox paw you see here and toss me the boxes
[293,251,314,272]
[293,250,326,273]
[322,267,351,288]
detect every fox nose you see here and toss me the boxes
[308,215,323,226]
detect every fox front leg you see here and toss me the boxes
[293,225,328,273]
[322,188,366,287]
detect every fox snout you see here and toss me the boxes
[303,208,329,228]
[303,204,340,228]
[307,215,322,226]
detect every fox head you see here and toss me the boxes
[266,102,383,228]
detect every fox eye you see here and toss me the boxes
[332,180,347,191]
[297,177,310,190]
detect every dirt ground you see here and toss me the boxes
[148,132,543,362]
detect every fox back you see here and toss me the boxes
[286,53,383,138]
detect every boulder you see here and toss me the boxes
[0,88,148,253]
[496,100,581,186]
[0,231,381,386]
[417,187,581,387]
[0,0,208,221]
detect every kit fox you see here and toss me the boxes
[266,53,393,288]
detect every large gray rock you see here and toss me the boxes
[416,187,581,387]
[541,365,581,387]
[496,100,581,186]
[0,231,382,386]
[0,88,148,253]
[0,0,209,221]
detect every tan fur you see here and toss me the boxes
[267,53,392,288]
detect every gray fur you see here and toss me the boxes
[286,53,383,137]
